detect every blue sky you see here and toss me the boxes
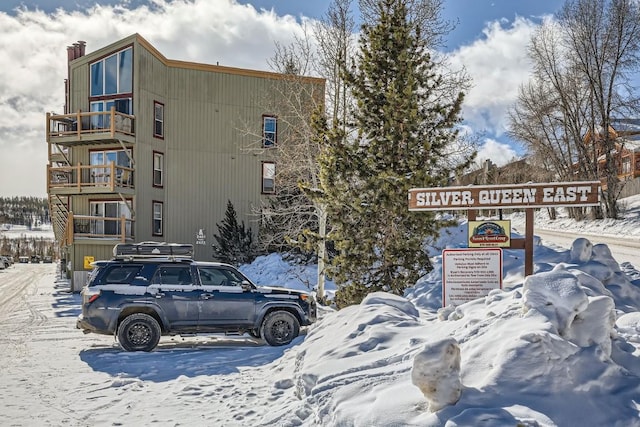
[0,0,566,196]
[1,0,563,50]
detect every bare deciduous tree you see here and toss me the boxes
[242,0,357,302]
[509,0,640,219]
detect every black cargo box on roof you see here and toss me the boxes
[113,242,194,258]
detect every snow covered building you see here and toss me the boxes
[45,34,324,289]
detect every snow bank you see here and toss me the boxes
[240,253,336,296]
[254,236,640,426]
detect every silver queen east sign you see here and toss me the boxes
[408,181,601,211]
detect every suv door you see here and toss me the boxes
[196,266,258,330]
[148,264,200,331]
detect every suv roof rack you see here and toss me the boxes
[113,242,194,259]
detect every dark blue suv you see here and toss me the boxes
[76,243,317,351]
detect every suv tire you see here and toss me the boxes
[261,311,300,346]
[117,313,161,352]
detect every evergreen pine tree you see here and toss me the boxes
[211,200,256,266]
[322,0,474,307]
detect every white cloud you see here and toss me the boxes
[0,0,307,197]
[476,138,518,167]
[0,2,551,197]
[449,16,543,137]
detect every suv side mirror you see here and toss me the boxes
[241,281,253,291]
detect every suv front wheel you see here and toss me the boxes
[117,313,162,352]
[261,311,300,346]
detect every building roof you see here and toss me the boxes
[612,119,640,142]
[73,33,325,86]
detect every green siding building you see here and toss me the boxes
[46,34,324,290]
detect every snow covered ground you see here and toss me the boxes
[1,200,639,426]
[0,223,55,239]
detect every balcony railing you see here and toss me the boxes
[62,212,134,246]
[48,162,134,195]
[46,109,135,144]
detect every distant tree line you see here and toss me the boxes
[0,235,56,260]
[0,197,50,227]
[0,197,55,260]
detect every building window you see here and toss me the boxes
[89,47,133,131]
[89,149,132,184]
[90,98,132,129]
[154,101,164,138]
[153,201,163,236]
[89,200,132,237]
[153,152,164,187]
[262,162,275,194]
[90,47,133,97]
[263,115,277,148]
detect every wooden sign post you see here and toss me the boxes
[408,181,601,277]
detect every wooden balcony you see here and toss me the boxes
[46,109,135,146]
[62,212,135,246]
[48,163,135,195]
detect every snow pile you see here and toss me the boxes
[411,338,462,411]
[523,266,615,358]
[252,235,640,426]
[240,253,336,297]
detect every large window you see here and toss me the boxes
[90,47,133,97]
[262,162,275,194]
[90,98,132,130]
[154,101,164,138]
[89,200,132,237]
[90,149,131,184]
[153,201,163,236]
[263,115,277,148]
[153,152,164,187]
[89,47,133,130]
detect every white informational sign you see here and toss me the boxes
[195,228,206,245]
[442,248,503,307]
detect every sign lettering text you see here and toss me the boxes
[409,182,600,211]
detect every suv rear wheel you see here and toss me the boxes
[117,313,161,352]
[261,311,300,346]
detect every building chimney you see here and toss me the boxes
[78,41,86,57]
[67,45,76,62]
